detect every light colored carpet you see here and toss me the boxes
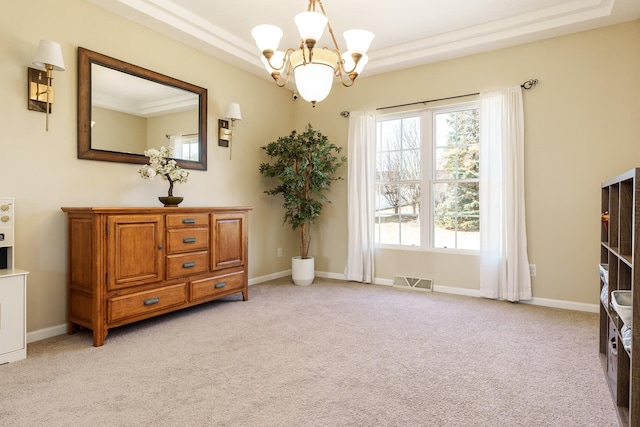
[0,278,618,427]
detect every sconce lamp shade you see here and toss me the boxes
[32,40,65,71]
[226,103,242,121]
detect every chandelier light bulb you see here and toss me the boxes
[294,11,328,44]
[251,24,283,53]
[261,50,285,73]
[343,29,375,54]
[294,62,334,105]
[342,52,369,75]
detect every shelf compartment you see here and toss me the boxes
[609,183,620,249]
[602,186,610,244]
[619,178,633,256]
[612,290,633,328]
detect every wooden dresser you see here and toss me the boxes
[61,206,252,346]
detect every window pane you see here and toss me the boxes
[434,146,460,179]
[377,151,402,181]
[433,181,480,250]
[377,183,400,215]
[402,148,420,180]
[457,218,480,250]
[434,109,479,179]
[378,120,401,152]
[375,183,420,246]
[459,182,479,219]
[433,217,456,249]
[433,182,455,217]
[434,147,449,180]
[402,117,420,149]
[376,184,399,245]
[400,194,420,246]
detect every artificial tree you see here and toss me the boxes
[259,124,346,259]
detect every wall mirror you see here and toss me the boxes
[78,47,208,170]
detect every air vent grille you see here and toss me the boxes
[393,275,433,291]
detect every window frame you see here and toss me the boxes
[374,101,480,253]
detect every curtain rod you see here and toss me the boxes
[376,78,538,111]
[165,133,198,139]
[339,78,538,117]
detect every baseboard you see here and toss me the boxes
[372,275,597,312]
[249,270,291,285]
[521,297,599,313]
[432,284,481,298]
[27,323,67,344]
[316,270,347,280]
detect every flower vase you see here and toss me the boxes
[158,196,184,207]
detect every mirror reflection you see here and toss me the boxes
[77,47,208,170]
[91,64,200,161]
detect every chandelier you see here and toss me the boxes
[251,0,374,107]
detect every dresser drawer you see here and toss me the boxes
[166,213,209,228]
[108,283,187,323]
[166,251,209,279]
[166,228,209,254]
[190,271,245,302]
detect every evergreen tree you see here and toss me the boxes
[434,110,479,231]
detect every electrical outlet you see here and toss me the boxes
[529,264,537,276]
[277,248,282,258]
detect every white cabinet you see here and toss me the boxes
[0,269,27,364]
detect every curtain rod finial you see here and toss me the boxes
[340,111,350,118]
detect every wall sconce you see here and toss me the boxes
[28,40,65,131]
[218,103,242,159]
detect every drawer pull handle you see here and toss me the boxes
[183,237,197,243]
[215,282,226,289]
[183,261,196,268]
[182,218,196,224]
[144,297,160,306]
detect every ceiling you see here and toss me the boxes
[88,0,640,81]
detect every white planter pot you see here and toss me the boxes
[292,256,314,286]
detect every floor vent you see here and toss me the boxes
[393,275,433,292]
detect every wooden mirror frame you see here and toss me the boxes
[77,47,208,170]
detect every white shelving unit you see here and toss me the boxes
[0,269,28,364]
[0,197,28,364]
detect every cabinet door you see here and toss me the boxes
[0,274,25,357]
[107,214,164,290]
[211,212,246,271]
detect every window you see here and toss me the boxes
[374,103,479,250]
[173,134,200,161]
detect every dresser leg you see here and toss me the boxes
[93,329,107,347]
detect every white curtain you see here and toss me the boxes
[479,87,532,301]
[344,110,377,283]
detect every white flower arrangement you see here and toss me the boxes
[138,146,189,197]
